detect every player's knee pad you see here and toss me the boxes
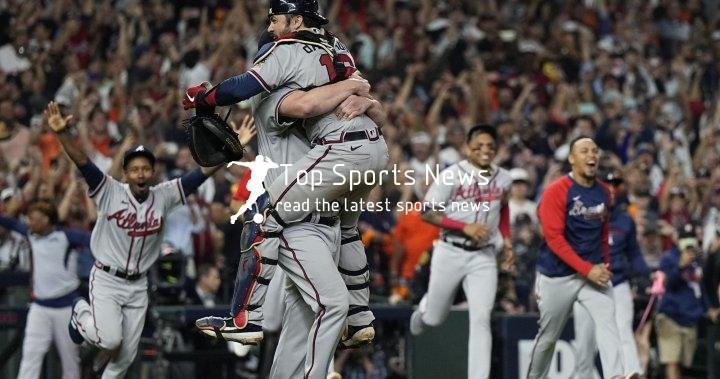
[240,193,281,252]
[338,230,371,307]
[230,238,279,323]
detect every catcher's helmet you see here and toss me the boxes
[268,0,328,25]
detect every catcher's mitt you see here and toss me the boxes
[183,113,244,167]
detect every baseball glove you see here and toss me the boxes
[183,113,244,167]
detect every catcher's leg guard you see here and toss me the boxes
[239,193,277,252]
[196,194,279,343]
[338,227,375,349]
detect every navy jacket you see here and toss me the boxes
[609,207,650,285]
[658,247,708,327]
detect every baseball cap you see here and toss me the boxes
[669,186,685,198]
[509,168,530,183]
[123,145,156,169]
[634,187,652,197]
[411,132,431,145]
[636,143,655,156]
[1,188,16,202]
[677,223,697,250]
[604,172,624,186]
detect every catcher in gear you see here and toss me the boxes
[188,2,386,377]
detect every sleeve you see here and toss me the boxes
[211,72,267,106]
[271,87,301,129]
[180,168,208,198]
[0,215,28,235]
[153,177,187,212]
[86,171,121,211]
[499,202,510,238]
[64,229,91,248]
[78,160,106,196]
[538,181,593,276]
[627,218,651,276]
[232,169,252,202]
[248,46,293,92]
[661,252,683,289]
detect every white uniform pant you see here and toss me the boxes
[574,281,642,377]
[527,273,623,379]
[17,303,79,379]
[72,267,148,378]
[416,241,497,379]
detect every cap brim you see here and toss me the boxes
[123,151,156,168]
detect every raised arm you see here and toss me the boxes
[43,102,105,193]
[44,102,87,167]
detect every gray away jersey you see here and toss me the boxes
[248,87,312,185]
[250,32,379,142]
[88,175,185,274]
[424,160,512,249]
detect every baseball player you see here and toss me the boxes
[40,101,235,378]
[0,201,89,379]
[573,170,650,377]
[185,2,386,375]
[526,136,638,379]
[409,124,514,379]
[195,79,381,379]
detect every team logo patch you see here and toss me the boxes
[568,196,606,219]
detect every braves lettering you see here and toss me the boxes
[452,182,503,203]
[568,196,606,220]
[107,208,162,236]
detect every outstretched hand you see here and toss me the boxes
[231,114,257,146]
[43,101,73,133]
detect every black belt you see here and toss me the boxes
[302,214,339,227]
[94,262,144,281]
[312,128,382,145]
[442,237,491,252]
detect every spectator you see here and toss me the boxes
[187,263,226,378]
[389,186,440,304]
[510,214,540,311]
[189,264,221,307]
[507,168,538,226]
[656,223,720,379]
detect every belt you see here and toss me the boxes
[302,213,339,227]
[268,212,339,232]
[94,262,144,281]
[442,236,491,252]
[312,128,382,145]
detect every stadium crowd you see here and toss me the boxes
[2,0,720,377]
